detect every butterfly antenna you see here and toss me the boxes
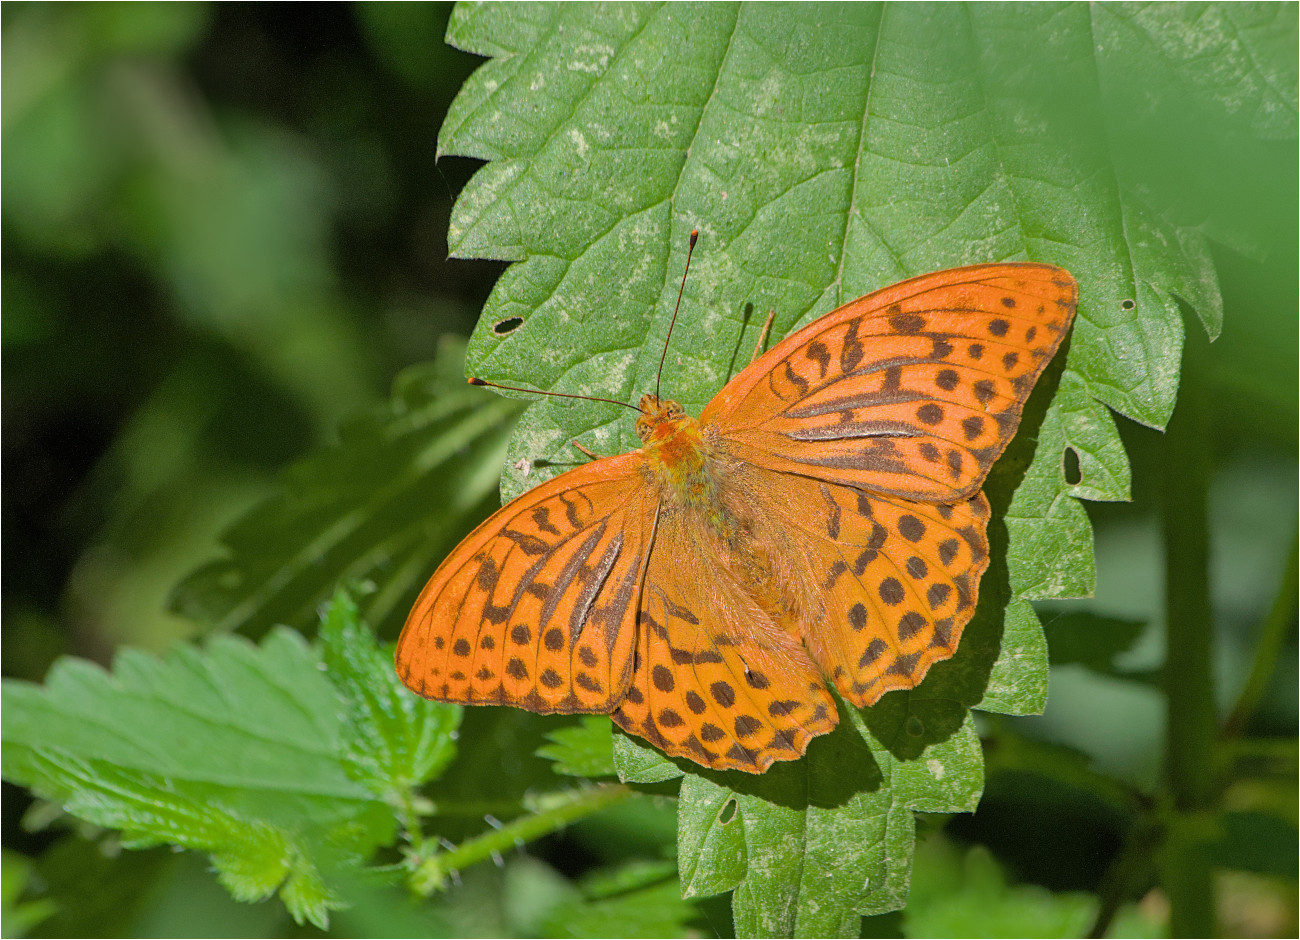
[467,377,642,412]
[655,229,699,399]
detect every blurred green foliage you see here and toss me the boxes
[2,3,1296,939]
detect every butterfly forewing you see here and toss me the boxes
[703,264,1078,502]
[610,514,837,773]
[396,454,655,713]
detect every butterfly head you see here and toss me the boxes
[634,394,688,443]
[635,393,717,507]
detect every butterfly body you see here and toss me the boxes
[397,263,1078,773]
[637,395,722,517]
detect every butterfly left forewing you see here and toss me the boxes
[396,454,655,714]
[703,263,1077,502]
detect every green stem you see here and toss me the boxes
[1087,816,1161,939]
[1221,532,1298,741]
[395,785,430,855]
[1159,328,1217,937]
[409,783,634,894]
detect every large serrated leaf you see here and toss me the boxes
[435,2,1288,933]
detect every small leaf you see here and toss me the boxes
[320,586,462,794]
[537,716,616,778]
[980,599,1051,716]
[1,629,396,928]
[614,731,684,785]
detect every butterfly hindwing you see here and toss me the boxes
[703,264,1077,502]
[737,469,991,706]
[396,454,655,714]
[610,512,838,773]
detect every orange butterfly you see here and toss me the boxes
[396,245,1077,773]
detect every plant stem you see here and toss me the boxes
[1159,327,1217,937]
[1087,816,1161,939]
[409,783,634,894]
[1221,532,1298,741]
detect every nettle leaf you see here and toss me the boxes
[437,1,1283,932]
[0,621,422,929]
[664,701,982,935]
[320,587,463,795]
[172,337,520,639]
[537,716,618,778]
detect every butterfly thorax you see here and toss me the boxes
[636,394,734,534]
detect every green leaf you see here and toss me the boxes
[171,337,521,638]
[667,700,982,935]
[1092,4,1297,255]
[903,841,1164,938]
[979,598,1051,716]
[1,850,57,937]
[0,629,397,929]
[320,586,463,795]
[1098,4,1297,140]
[435,1,1290,932]
[537,716,617,778]
[613,731,685,785]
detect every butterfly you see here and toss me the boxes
[396,248,1077,773]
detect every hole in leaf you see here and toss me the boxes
[1063,447,1082,485]
[493,316,525,336]
[1120,299,1135,311]
[718,797,738,825]
[905,715,924,737]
